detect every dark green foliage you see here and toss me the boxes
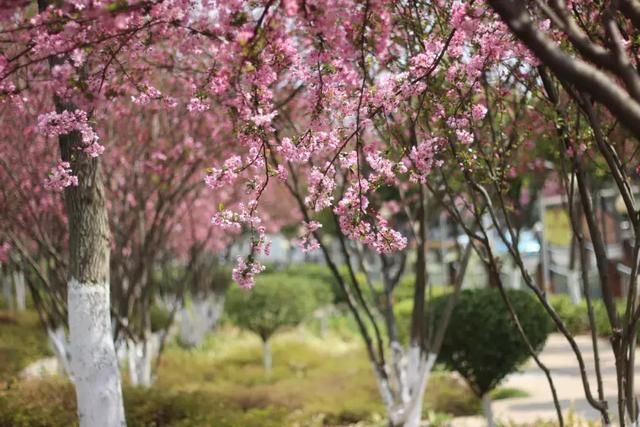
[225,273,316,342]
[434,288,553,397]
[149,304,171,333]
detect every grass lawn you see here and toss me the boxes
[0,314,527,426]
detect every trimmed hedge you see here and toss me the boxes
[433,288,553,397]
[548,294,618,338]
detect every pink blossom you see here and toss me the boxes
[471,104,488,121]
[282,0,298,16]
[44,161,78,192]
[0,241,11,263]
[232,256,265,289]
[187,97,209,112]
[295,220,322,253]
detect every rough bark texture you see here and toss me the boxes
[55,101,126,427]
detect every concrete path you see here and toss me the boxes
[470,333,640,426]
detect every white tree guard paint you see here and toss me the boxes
[47,326,73,379]
[402,352,437,427]
[262,340,272,373]
[127,332,160,387]
[179,294,224,348]
[13,271,26,311]
[2,272,13,310]
[68,279,126,427]
[482,394,494,427]
[382,349,438,427]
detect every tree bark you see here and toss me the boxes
[47,326,73,379]
[2,271,13,311]
[13,270,26,311]
[36,0,126,423]
[56,106,126,426]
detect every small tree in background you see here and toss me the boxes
[225,273,317,373]
[433,288,553,427]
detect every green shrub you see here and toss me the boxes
[226,273,316,340]
[149,304,172,333]
[548,294,618,338]
[225,274,316,371]
[549,294,589,336]
[434,288,553,397]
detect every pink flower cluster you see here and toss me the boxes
[204,156,242,190]
[279,137,311,163]
[37,110,104,157]
[232,256,266,289]
[211,201,271,289]
[334,181,407,254]
[187,97,210,112]
[44,160,78,192]
[409,137,443,182]
[295,220,322,253]
[0,241,11,263]
[305,167,336,211]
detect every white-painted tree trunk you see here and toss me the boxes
[2,272,14,310]
[262,340,272,374]
[381,347,438,427]
[482,394,494,427]
[47,326,73,379]
[178,293,224,348]
[127,331,159,387]
[402,353,437,427]
[13,271,26,311]
[68,279,126,427]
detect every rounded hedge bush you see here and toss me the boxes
[225,273,317,342]
[433,288,553,397]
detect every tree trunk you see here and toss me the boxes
[2,272,13,311]
[482,394,494,427]
[58,105,126,426]
[262,339,272,374]
[127,332,156,388]
[13,270,26,311]
[69,279,125,426]
[403,353,438,427]
[47,326,73,379]
[179,292,225,348]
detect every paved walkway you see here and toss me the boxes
[453,333,640,426]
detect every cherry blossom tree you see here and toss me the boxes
[5,1,630,426]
